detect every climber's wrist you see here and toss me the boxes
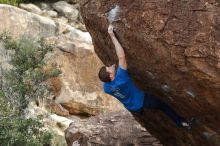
[109,33,115,38]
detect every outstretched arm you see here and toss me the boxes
[108,25,127,70]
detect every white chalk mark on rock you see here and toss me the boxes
[186,90,196,98]
[167,96,174,101]
[72,140,80,146]
[146,71,156,79]
[202,132,214,141]
[107,5,120,24]
[161,84,170,93]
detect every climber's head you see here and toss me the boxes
[98,64,116,82]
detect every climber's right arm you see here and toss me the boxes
[108,24,127,70]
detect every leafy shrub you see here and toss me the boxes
[0,0,42,6]
[0,0,22,6]
[0,32,61,146]
[0,115,52,146]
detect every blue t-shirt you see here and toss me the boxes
[103,67,144,111]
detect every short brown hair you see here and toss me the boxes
[98,66,111,82]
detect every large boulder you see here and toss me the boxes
[45,100,70,116]
[47,33,123,115]
[65,110,162,146]
[19,3,42,15]
[43,10,58,18]
[79,0,220,146]
[0,4,123,116]
[0,4,57,72]
[0,4,56,37]
[0,3,162,146]
[25,103,73,146]
[52,1,79,21]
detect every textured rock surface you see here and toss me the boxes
[19,1,86,31]
[52,1,79,21]
[25,103,72,146]
[0,4,163,146]
[65,110,162,146]
[0,4,123,116]
[65,0,77,4]
[42,10,58,18]
[45,100,70,116]
[0,4,56,37]
[39,2,51,10]
[47,34,123,115]
[19,3,42,15]
[80,0,220,146]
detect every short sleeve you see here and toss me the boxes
[103,83,109,94]
[115,67,129,82]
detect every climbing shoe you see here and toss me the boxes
[181,117,197,130]
[181,121,192,130]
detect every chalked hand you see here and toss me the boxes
[108,24,114,35]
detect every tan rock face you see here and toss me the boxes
[0,4,162,145]
[0,4,56,37]
[19,3,43,15]
[0,4,124,116]
[52,1,79,21]
[47,38,123,115]
[48,77,62,97]
[79,1,220,146]
[45,100,70,116]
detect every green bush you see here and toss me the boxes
[0,0,22,6]
[0,32,61,146]
[0,116,52,146]
[0,0,40,6]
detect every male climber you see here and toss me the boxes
[98,24,192,129]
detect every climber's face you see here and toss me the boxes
[106,64,116,81]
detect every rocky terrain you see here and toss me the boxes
[79,0,220,146]
[0,1,162,146]
[65,110,162,146]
